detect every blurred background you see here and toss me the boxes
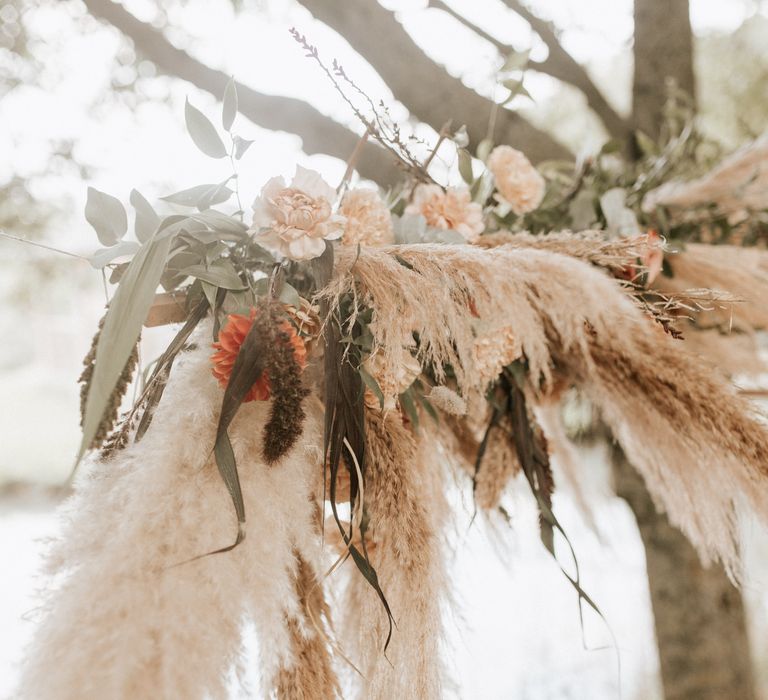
[2,0,768,698]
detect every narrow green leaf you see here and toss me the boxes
[130,189,160,243]
[458,148,474,185]
[78,233,174,462]
[359,366,385,410]
[399,388,420,430]
[85,186,127,246]
[185,97,228,159]
[222,76,238,132]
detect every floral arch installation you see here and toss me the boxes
[16,71,768,699]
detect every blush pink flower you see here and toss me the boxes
[249,166,345,261]
[340,188,394,246]
[487,145,545,216]
[405,184,485,242]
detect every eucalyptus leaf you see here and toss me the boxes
[185,98,228,159]
[477,138,494,162]
[197,181,234,211]
[89,240,141,269]
[501,49,530,73]
[600,188,641,237]
[392,214,427,244]
[279,282,300,308]
[161,183,232,208]
[458,148,474,184]
[233,135,254,160]
[453,125,469,148]
[130,189,160,243]
[78,233,174,462]
[222,76,238,132]
[183,260,247,289]
[501,78,532,104]
[85,186,127,246]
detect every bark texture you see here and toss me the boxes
[612,445,755,700]
[82,0,402,185]
[632,0,696,138]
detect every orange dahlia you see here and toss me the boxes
[210,308,307,402]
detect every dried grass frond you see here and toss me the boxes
[338,410,448,699]
[20,326,327,700]
[476,230,648,272]
[655,243,768,330]
[321,243,768,574]
[276,554,341,700]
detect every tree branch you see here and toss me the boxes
[81,0,403,185]
[299,0,572,163]
[498,0,632,143]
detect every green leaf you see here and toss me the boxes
[476,138,494,162]
[182,260,247,289]
[197,180,234,211]
[501,78,532,104]
[359,366,384,410]
[222,76,238,132]
[85,186,127,246]
[233,135,254,160]
[634,129,659,157]
[185,97,228,158]
[78,232,174,462]
[130,189,160,243]
[88,240,141,269]
[399,388,420,430]
[501,49,530,73]
[161,183,233,208]
[279,282,300,307]
[453,125,469,148]
[458,148,474,185]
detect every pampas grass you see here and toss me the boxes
[323,242,768,575]
[655,243,768,330]
[19,324,331,700]
[338,410,448,699]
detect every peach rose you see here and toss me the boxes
[404,184,484,242]
[487,145,545,216]
[340,188,394,246]
[250,166,345,261]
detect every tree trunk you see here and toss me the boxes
[612,445,755,700]
[628,3,755,696]
[632,0,695,139]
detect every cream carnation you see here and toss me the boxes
[249,166,344,261]
[340,188,394,246]
[404,184,484,242]
[487,145,545,216]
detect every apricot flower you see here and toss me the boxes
[210,309,307,402]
